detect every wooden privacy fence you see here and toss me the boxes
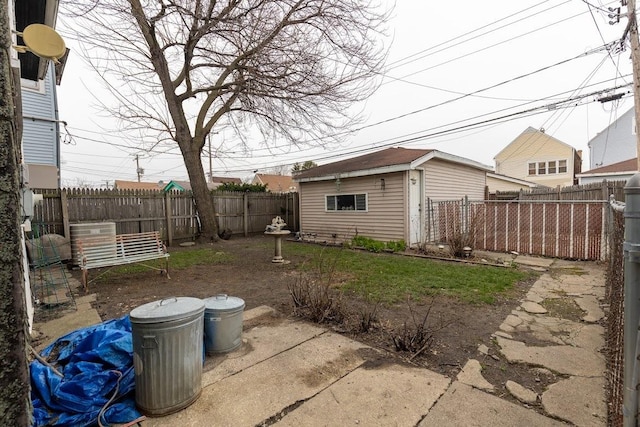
[427,199,609,260]
[492,180,627,202]
[31,188,299,245]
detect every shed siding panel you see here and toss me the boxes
[299,172,407,242]
[22,64,57,166]
[422,159,486,200]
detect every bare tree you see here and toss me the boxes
[62,0,389,241]
[0,2,30,424]
[292,160,318,172]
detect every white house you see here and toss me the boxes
[587,107,636,170]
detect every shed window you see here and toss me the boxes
[326,194,367,211]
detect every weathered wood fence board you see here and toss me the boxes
[31,188,299,245]
[493,180,627,201]
[428,199,608,261]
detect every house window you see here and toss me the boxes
[537,162,546,175]
[326,194,367,211]
[558,160,567,173]
[528,160,568,175]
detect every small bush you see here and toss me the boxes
[287,247,344,323]
[351,236,405,253]
[390,298,436,356]
[287,274,344,323]
[385,240,406,252]
[357,300,379,333]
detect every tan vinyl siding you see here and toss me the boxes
[422,159,486,201]
[486,175,533,192]
[495,131,575,187]
[299,172,407,242]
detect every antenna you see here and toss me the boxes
[13,24,66,63]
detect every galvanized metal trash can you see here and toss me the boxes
[130,297,205,416]
[203,294,245,354]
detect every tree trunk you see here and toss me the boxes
[181,141,220,241]
[0,2,31,424]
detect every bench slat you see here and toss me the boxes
[77,230,170,291]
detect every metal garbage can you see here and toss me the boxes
[130,297,205,416]
[203,294,245,354]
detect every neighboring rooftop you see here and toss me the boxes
[253,174,297,192]
[580,158,638,175]
[114,180,163,191]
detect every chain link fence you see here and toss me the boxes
[426,199,608,260]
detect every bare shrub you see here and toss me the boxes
[357,300,379,333]
[448,209,481,258]
[287,248,344,324]
[390,298,438,357]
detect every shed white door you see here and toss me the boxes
[409,170,423,246]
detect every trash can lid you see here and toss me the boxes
[130,297,204,323]
[204,294,245,312]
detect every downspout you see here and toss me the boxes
[51,62,61,188]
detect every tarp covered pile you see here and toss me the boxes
[30,316,142,426]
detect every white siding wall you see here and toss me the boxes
[422,159,486,201]
[22,63,58,167]
[299,172,407,242]
[588,108,636,169]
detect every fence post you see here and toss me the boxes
[243,192,249,237]
[164,192,173,246]
[61,189,70,238]
[623,174,640,426]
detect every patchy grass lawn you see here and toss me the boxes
[285,242,530,304]
[98,240,529,305]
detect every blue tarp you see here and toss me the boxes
[31,316,142,426]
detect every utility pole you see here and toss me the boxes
[626,0,640,170]
[135,154,143,182]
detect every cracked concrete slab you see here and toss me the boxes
[575,295,604,323]
[203,315,327,387]
[541,376,606,427]
[457,359,494,392]
[496,336,605,377]
[151,332,370,426]
[506,380,538,405]
[277,363,450,427]
[521,301,548,314]
[420,382,564,427]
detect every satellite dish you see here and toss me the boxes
[14,24,66,63]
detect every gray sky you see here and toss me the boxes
[55,0,633,187]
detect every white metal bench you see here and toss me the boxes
[77,231,170,292]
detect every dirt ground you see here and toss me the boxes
[57,235,546,398]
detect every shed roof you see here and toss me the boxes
[294,147,490,182]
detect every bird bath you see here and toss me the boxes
[264,216,290,263]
